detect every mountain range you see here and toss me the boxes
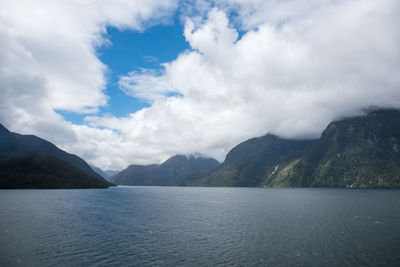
[181,135,313,187]
[0,124,113,189]
[110,154,219,186]
[2,109,400,189]
[181,109,400,188]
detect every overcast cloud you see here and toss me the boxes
[1,0,400,170]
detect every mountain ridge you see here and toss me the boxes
[111,154,219,186]
[3,109,400,189]
[0,153,110,189]
[0,124,113,188]
[182,109,400,188]
[267,109,400,188]
[181,134,314,187]
[91,165,119,180]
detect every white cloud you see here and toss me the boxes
[90,0,400,168]
[119,68,174,102]
[0,0,177,168]
[0,0,177,111]
[1,0,400,170]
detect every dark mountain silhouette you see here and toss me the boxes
[0,124,113,188]
[0,153,109,189]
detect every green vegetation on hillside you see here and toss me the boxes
[182,109,400,188]
[181,135,313,187]
[269,109,400,188]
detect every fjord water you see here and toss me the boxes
[1,187,399,266]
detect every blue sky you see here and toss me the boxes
[59,15,190,124]
[2,0,398,169]
[56,5,247,126]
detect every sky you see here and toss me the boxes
[1,0,399,170]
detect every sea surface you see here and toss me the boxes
[0,186,399,266]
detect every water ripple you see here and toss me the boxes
[0,187,399,266]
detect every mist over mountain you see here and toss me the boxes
[2,109,400,189]
[182,109,400,188]
[268,109,400,188]
[0,124,112,189]
[111,155,219,186]
[91,165,119,180]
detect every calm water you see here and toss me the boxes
[0,187,399,266]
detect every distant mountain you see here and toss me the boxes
[105,170,119,178]
[0,124,113,189]
[268,109,400,188]
[91,166,119,180]
[181,134,314,186]
[110,155,220,186]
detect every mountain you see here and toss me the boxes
[105,170,119,178]
[91,165,108,178]
[110,155,220,186]
[0,124,113,188]
[181,134,314,186]
[268,109,400,188]
[0,153,109,189]
[182,109,400,188]
[91,166,119,180]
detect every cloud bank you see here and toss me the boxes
[1,0,400,169]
